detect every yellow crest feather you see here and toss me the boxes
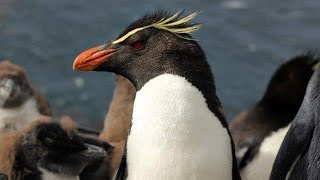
[112,11,201,44]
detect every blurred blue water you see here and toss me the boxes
[0,0,319,130]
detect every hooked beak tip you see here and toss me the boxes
[72,45,116,71]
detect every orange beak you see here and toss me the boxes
[73,45,116,71]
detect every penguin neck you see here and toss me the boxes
[126,73,233,179]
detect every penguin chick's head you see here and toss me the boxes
[0,61,32,108]
[13,120,107,177]
[72,11,212,90]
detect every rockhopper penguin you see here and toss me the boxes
[270,60,320,179]
[0,60,51,133]
[0,116,108,180]
[229,54,320,180]
[73,11,241,180]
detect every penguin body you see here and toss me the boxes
[229,54,320,179]
[240,125,289,179]
[127,74,232,179]
[0,98,41,131]
[271,67,320,179]
[73,11,240,180]
[0,61,51,133]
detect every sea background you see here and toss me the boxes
[0,0,319,130]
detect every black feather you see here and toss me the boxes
[114,145,128,180]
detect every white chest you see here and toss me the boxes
[39,168,79,180]
[240,125,290,180]
[126,74,232,180]
[0,98,41,133]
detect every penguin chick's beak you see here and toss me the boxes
[81,143,107,161]
[73,45,116,71]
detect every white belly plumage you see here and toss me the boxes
[0,98,41,133]
[240,125,290,180]
[126,74,232,180]
[39,168,79,180]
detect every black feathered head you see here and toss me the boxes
[72,11,211,89]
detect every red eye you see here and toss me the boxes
[131,41,143,49]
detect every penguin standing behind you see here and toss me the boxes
[229,54,320,179]
[270,65,320,180]
[0,61,51,133]
[73,11,241,179]
[99,75,135,178]
[0,116,110,180]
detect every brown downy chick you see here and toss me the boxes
[99,75,135,178]
[0,61,51,133]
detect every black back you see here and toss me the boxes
[270,67,320,179]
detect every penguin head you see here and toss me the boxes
[72,11,211,90]
[262,53,320,108]
[15,120,106,177]
[0,61,32,108]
